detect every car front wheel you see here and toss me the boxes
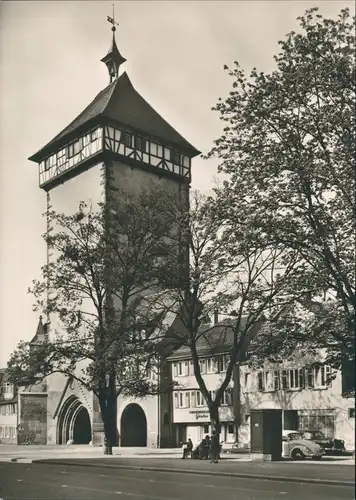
[291,449,305,460]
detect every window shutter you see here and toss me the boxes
[274,370,280,390]
[325,365,332,387]
[257,372,264,391]
[306,366,314,388]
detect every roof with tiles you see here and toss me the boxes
[29,316,48,344]
[167,317,264,361]
[29,72,201,163]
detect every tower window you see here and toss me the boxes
[164,147,171,160]
[150,142,158,156]
[170,150,181,164]
[122,132,133,148]
[135,136,147,152]
[73,138,82,155]
[68,143,75,158]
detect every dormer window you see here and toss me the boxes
[122,132,133,148]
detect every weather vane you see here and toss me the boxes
[107,4,119,32]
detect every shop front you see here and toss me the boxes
[173,407,235,448]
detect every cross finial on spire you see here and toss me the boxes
[101,3,127,83]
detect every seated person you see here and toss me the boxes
[198,436,209,460]
[182,438,193,459]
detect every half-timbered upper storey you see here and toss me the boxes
[28,69,200,190]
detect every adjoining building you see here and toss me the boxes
[165,316,355,451]
[165,315,256,447]
[238,355,355,451]
[0,369,17,444]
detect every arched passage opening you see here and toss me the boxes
[120,403,147,447]
[57,396,92,445]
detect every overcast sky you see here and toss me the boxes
[0,1,354,368]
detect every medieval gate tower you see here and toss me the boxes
[28,14,200,447]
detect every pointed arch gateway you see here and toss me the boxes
[57,395,92,444]
[120,403,147,447]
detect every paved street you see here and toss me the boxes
[0,462,354,500]
[33,456,355,485]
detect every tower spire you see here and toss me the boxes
[101,4,127,83]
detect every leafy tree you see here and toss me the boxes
[155,191,300,440]
[206,7,355,369]
[7,187,177,454]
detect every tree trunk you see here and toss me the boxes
[209,404,221,438]
[209,403,221,459]
[233,364,242,444]
[103,402,118,455]
[99,393,117,455]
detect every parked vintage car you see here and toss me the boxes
[298,430,346,455]
[282,430,325,460]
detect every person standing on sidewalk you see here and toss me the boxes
[210,430,219,463]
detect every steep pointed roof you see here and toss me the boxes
[30,316,47,344]
[100,31,126,78]
[29,72,201,163]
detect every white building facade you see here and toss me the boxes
[0,377,17,444]
[168,350,235,448]
[239,356,355,451]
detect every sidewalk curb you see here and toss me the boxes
[32,459,355,487]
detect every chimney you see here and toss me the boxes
[214,310,219,325]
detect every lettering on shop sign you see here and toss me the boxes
[189,411,209,420]
[195,413,209,420]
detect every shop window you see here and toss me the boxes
[228,424,234,435]
[203,424,209,434]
